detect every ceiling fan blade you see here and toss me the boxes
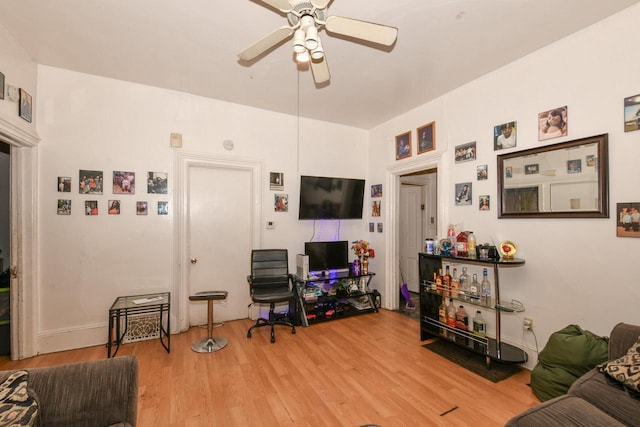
[257,0,292,12]
[238,26,294,62]
[310,56,330,84]
[325,16,398,46]
[311,0,332,9]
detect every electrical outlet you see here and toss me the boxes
[523,317,533,330]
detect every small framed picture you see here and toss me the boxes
[369,222,375,232]
[372,201,381,217]
[274,194,288,212]
[455,182,472,206]
[113,171,135,194]
[377,223,383,233]
[477,165,488,180]
[108,200,121,215]
[270,172,284,190]
[567,159,582,173]
[57,176,71,192]
[525,164,539,175]
[57,199,71,215]
[479,195,490,211]
[624,94,640,132]
[505,166,513,178]
[147,172,168,194]
[454,141,476,163]
[395,131,411,160]
[19,88,32,123]
[136,201,148,215]
[371,184,382,198]
[617,202,640,237]
[586,155,597,168]
[538,106,568,141]
[79,170,103,194]
[0,72,4,100]
[494,121,517,150]
[158,201,169,215]
[85,200,98,216]
[417,122,435,154]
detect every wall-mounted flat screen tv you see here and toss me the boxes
[305,241,349,272]
[298,175,365,220]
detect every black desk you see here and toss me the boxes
[107,292,170,358]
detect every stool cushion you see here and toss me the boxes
[189,291,228,301]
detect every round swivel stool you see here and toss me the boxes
[189,291,228,353]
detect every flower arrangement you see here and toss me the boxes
[352,240,374,258]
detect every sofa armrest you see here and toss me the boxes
[27,356,138,427]
[609,323,640,360]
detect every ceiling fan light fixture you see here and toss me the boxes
[304,25,318,50]
[310,39,324,60]
[296,51,310,63]
[292,29,306,53]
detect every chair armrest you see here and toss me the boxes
[26,356,138,426]
[609,322,640,360]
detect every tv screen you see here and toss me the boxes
[298,175,365,220]
[305,241,349,272]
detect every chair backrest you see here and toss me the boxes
[250,249,290,289]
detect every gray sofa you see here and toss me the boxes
[0,355,138,427]
[507,322,640,426]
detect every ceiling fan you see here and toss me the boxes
[237,0,398,84]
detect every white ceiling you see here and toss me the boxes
[0,0,638,129]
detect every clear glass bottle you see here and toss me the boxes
[459,267,470,299]
[469,273,480,300]
[481,268,491,306]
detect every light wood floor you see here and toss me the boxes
[0,309,539,426]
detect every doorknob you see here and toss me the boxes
[190,258,198,264]
[10,266,17,279]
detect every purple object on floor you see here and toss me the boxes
[401,283,415,309]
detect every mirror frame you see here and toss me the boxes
[497,134,609,218]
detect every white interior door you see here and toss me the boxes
[188,165,252,325]
[399,185,422,292]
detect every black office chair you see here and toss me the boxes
[247,249,297,343]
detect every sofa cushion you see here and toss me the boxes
[569,368,640,427]
[0,370,39,426]
[505,395,625,427]
[599,335,640,395]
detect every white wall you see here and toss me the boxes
[370,4,640,368]
[35,66,369,353]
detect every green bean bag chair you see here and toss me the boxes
[531,324,609,401]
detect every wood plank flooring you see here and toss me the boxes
[0,309,540,426]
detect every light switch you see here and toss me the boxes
[266,221,275,229]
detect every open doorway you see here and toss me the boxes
[396,168,437,318]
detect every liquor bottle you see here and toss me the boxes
[456,231,468,257]
[473,310,487,352]
[469,273,480,300]
[481,268,491,306]
[431,272,437,291]
[443,265,452,297]
[438,299,447,336]
[467,231,477,258]
[447,226,457,257]
[455,305,470,344]
[459,267,470,299]
[450,267,460,297]
[436,268,443,293]
[446,298,457,339]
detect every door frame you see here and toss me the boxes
[0,116,40,360]
[174,151,262,332]
[385,157,444,310]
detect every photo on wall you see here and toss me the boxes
[85,200,98,216]
[395,131,411,160]
[136,201,148,215]
[372,200,381,217]
[147,172,168,194]
[79,170,103,194]
[538,106,568,141]
[454,141,476,163]
[455,182,472,206]
[617,202,640,237]
[158,201,169,215]
[108,200,120,215]
[624,93,640,132]
[270,172,284,190]
[417,121,435,154]
[493,121,517,150]
[57,176,71,192]
[371,184,382,198]
[479,195,490,211]
[57,199,71,215]
[477,165,488,180]
[113,171,136,194]
[274,194,288,212]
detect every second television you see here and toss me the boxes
[305,241,349,273]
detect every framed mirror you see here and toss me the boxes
[497,134,609,218]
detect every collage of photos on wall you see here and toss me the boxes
[370,184,383,233]
[57,170,169,216]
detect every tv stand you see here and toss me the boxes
[294,271,377,326]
